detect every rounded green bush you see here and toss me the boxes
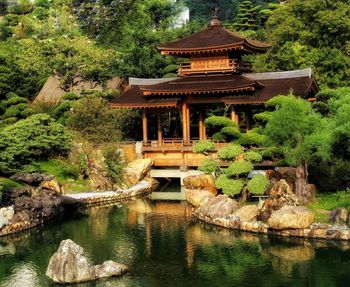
[215,175,244,196]
[204,116,237,128]
[212,132,227,141]
[221,126,241,138]
[244,151,262,163]
[193,140,216,154]
[247,176,270,195]
[218,144,244,161]
[199,159,217,174]
[226,160,253,177]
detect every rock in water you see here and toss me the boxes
[183,174,218,196]
[196,195,240,219]
[267,206,314,230]
[232,205,259,222]
[46,239,128,283]
[258,179,299,222]
[185,189,214,207]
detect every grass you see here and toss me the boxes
[0,177,24,191]
[307,189,350,223]
[36,160,92,194]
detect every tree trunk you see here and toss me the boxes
[295,162,313,205]
[240,185,249,204]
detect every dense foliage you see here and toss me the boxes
[253,0,350,88]
[0,114,71,174]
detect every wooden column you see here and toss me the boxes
[142,109,148,144]
[199,110,204,140]
[231,105,239,124]
[157,111,162,146]
[186,105,191,142]
[182,103,188,143]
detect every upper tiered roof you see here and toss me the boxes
[159,16,271,56]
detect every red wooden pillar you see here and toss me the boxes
[199,110,204,140]
[142,109,148,144]
[186,105,191,142]
[157,110,163,146]
[182,102,188,143]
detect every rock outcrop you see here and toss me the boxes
[185,189,214,208]
[183,174,218,196]
[267,206,314,230]
[232,205,258,222]
[0,206,14,229]
[195,194,240,219]
[119,158,153,189]
[258,179,299,222]
[10,173,53,186]
[329,208,349,225]
[46,239,128,284]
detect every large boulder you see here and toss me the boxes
[0,206,14,229]
[329,208,349,225]
[267,206,314,230]
[183,174,218,196]
[10,173,53,186]
[39,179,63,194]
[258,179,299,222]
[196,195,240,219]
[120,158,153,188]
[46,239,127,284]
[232,205,258,222]
[185,189,214,207]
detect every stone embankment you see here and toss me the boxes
[63,180,153,206]
[0,171,154,237]
[185,175,350,241]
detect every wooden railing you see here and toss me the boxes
[142,138,228,152]
[178,60,252,76]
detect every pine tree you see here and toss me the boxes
[234,1,261,31]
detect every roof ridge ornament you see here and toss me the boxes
[210,6,221,26]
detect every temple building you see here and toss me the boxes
[111,15,319,168]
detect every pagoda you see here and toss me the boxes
[111,15,319,168]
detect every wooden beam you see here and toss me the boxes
[182,102,188,143]
[142,110,148,144]
[157,111,162,146]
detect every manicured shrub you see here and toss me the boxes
[205,116,237,128]
[199,159,217,174]
[237,128,265,146]
[247,176,270,195]
[221,126,241,137]
[0,114,72,174]
[63,92,79,101]
[193,140,216,154]
[212,132,227,141]
[215,175,244,196]
[225,160,253,177]
[243,151,262,163]
[218,144,244,161]
[103,145,125,184]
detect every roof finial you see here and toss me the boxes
[210,5,220,26]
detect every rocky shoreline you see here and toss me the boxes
[184,174,350,242]
[0,174,154,237]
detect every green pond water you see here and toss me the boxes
[1,199,350,287]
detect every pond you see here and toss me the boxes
[1,199,350,287]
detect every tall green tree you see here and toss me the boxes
[262,95,332,203]
[253,0,350,88]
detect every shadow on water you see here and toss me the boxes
[1,198,350,287]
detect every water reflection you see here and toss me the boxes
[1,199,350,287]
